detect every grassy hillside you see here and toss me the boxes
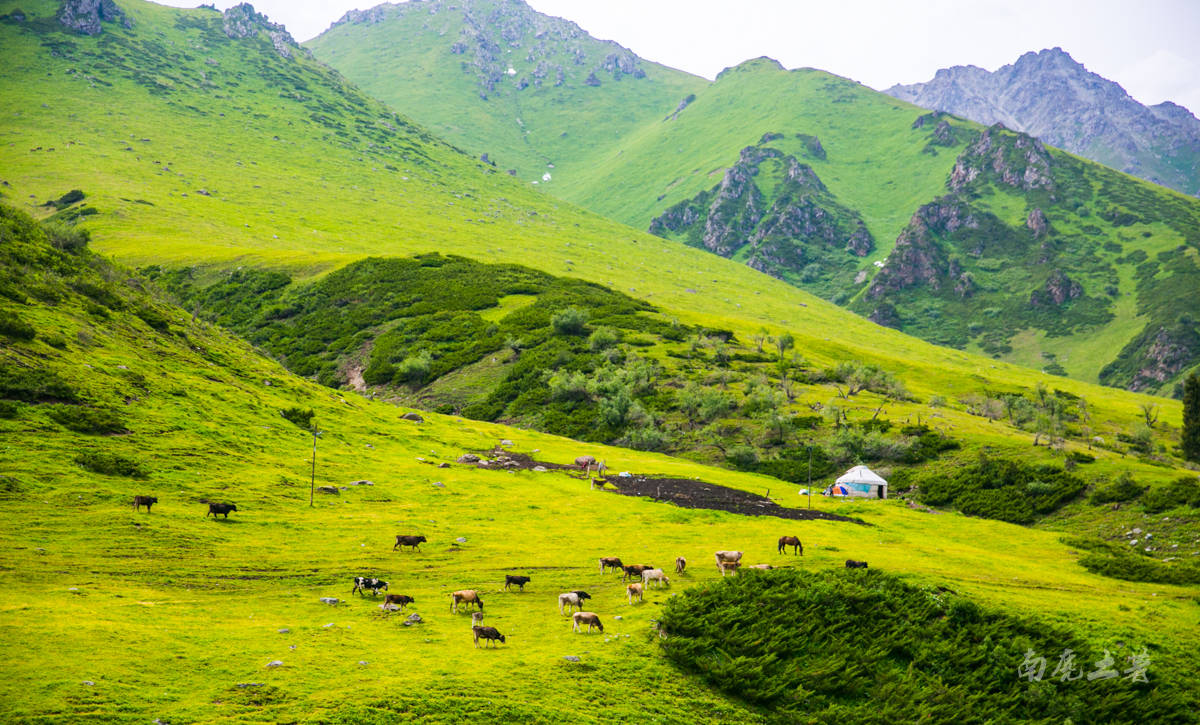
[308,3,1200,394]
[3,204,1200,722]
[305,0,706,187]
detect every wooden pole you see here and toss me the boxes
[310,425,318,508]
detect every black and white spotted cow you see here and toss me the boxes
[352,576,389,596]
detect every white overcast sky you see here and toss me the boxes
[155,0,1200,114]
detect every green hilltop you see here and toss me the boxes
[308,1,1200,395]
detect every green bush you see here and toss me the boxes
[0,400,20,419]
[0,309,35,340]
[48,405,128,434]
[1141,476,1200,513]
[587,326,618,351]
[279,407,315,430]
[0,364,79,402]
[75,450,149,478]
[550,306,589,335]
[921,455,1086,524]
[394,350,432,386]
[658,568,1187,722]
[1090,473,1146,504]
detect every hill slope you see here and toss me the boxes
[308,3,1200,394]
[886,47,1200,198]
[3,204,1199,723]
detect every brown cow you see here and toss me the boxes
[622,564,653,582]
[472,625,506,648]
[132,495,157,513]
[675,556,686,574]
[383,594,414,610]
[451,589,483,613]
[778,536,803,555]
[717,560,742,576]
[393,535,427,552]
[627,582,644,604]
[572,611,603,633]
[598,557,623,573]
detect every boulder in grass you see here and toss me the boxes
[401,412,424,422]
[457,453,481,464]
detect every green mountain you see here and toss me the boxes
[3,1,1200,721]
[308,1,1200,396]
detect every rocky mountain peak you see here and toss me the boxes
[885,48,1200,197]
[57,0,129,36]
[222,3,298,58]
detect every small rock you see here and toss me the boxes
[277,628,290,634]
[500,439,514,447]
[68,587,79,592]
[320,597,339,605]
[235,683,262,689]
[1129,540,1138,546]
[456,537,467,543]
[1132,528,1142,535]
[457,454,480,464]
[403,613,423,626]
[358,661,368,666]
[82,680,95,686]
[437,462,450,468]
[290,645,296,649]
[348,480,374,486]
[532,466,548,472]
[317,486,339,495]
[265,660,283,668]
[563,656,581,662]
[432,481,445,488]
[401,412,424,422]
[613,615,623,621]
[322,623,334,628]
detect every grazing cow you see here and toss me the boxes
[622,564,654,582]
[749,564,774,570]
[845,560,869,569]
[132,495,157,513]
[352,577,389,596]
[641,568,670,588]
[558,590,591,614]
[675,557,686,574]
[383,594,414,609]
[393,534,428,552]
[717,560,742,577]
[627,582,644,604]
[504,575,531,591]
[598,557,623,573]
[778,535,803,555]
[206,502,237,518]
[451,590,483,613]
[572,611,604,634]
[472,625,506,648]
[714,550,743,572]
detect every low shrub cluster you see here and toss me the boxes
[47,405,128,434]
[658,568,1188,722]
[920,455,1086,524]
[75,450,149,478]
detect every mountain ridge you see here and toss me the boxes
[886,47,1200,198]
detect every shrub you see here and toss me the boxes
[0,364,79,402]
[279,407,315,430]
[726,445,758,468]
[48,405,127,434]
[0,400,19,419]
[921,455,1086,524]
[1141,476,1200,513]
[75,451,148,478]
[1090,473,1146,504]
[43,219,90,253]
[550,306,589,335]
[658,568,1187,722]
[587,326,618,351]
[0,310,35,340]
[395,351,433,386]
[135,306,170,332]
[626,424,667,452]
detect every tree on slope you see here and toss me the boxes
[1184,373,1200,463]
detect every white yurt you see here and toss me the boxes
[834,465,888,499]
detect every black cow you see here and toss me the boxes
[132,495,157,513]
[352,577,389,596]
[472,625,506,648]
[845,559,869,569]
[206,502,237,518]
[504,575,531,591]
[393,534,427,551]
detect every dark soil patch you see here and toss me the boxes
[603,475,866,524]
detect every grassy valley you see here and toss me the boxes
[2,1,1200,721]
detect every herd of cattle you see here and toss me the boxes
[131,498,870,648]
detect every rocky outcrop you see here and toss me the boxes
[948,124,1054,193]
[887,47,1200,197]
[1026,207,1049,237]
[866,197,978,299]
[223,4,297,58]
[57,0,129,35]
[650,144,873,281]
[1030,269,1082,306]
